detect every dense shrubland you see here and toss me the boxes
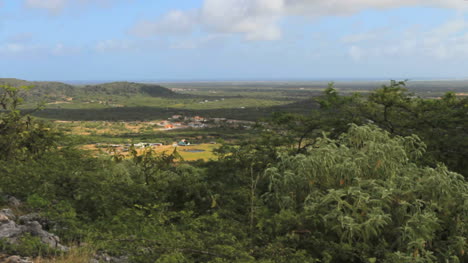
[0,83,467,262]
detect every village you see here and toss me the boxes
[158,114,255,130]
[59,114,255,160]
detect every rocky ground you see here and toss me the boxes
[1,196,129,263]
[0,195,68,263]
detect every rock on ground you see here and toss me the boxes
[0,255,33,263]
[0,208,68,251]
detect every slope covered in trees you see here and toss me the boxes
[0,79,177,104]
[80,82,176,97]
[0,83,467,262]
[0,78,76,102]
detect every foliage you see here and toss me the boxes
[0,84,58,161]
[268,81,468,177]
[0,234,60,258]
[263,124,467,262]
[0,82,466,262]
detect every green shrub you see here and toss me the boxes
[0,234,60,257]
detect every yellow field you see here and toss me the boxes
[56,120,164,136]
[83,143,219,161]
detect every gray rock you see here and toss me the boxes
[0,214,8,222]
[25,221,68,251]
[3,255,33,263]
[0,210,69,252]
[0,221,25,243]
[0,209,16,221]
[94,253,129,263]
[18,213,41,224]
[6,196,22,207]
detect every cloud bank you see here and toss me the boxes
[130,0,468,41]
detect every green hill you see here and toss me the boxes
[0,79,177,103]
[81,82,176,97]
[0,78,76,101]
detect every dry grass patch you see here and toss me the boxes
[34,246,94,263]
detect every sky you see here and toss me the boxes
[1,0,468,81]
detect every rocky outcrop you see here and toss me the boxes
[5,196,22,208]
[91,252,129,263]
[0,255,33,263]
[0,208,68,251]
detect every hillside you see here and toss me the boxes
[0,78,76,101]
[0,79,177,103]
[81,82,176,97]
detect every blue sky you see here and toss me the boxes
[1,0,468,81]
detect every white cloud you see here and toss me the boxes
[284,0,467,17]
[131,0,468,41]
[0,42,81,57]
[131,10,197,37]
[95,39,136,52]
[343,17,468,60]
[24,0,125,14]
[6,33,34,43]
[52,43,82,55]
[170,35,228,49]
[341,28,390,44]
[0,43,28,53]
[349,46,363,61]
[25,0,68,13]
[130,0,284,41]
[199,0,284,40]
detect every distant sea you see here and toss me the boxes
[62,77,468,85]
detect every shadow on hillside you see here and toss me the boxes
[32,99,319,121]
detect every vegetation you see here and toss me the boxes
[0,82,467,262]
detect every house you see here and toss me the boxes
[109,144,122,148]
[193,116,205,121]
[226,120,255,125]
[134,143,149,148]
[178,139,190,146]
[165,124,174,129]
[212,118,227,123]
[171,115,183,120]
[188,122,206,128]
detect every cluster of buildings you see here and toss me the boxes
[157,115,208,130]
[159,115,255,130]
[96,142,164,151]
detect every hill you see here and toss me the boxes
[81,82,176,97]
[0,79,177,103]
[0,78,76,101]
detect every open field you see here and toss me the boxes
[55,119,248,160]
[82,143,219,161]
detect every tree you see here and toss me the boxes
[263,124,467,262]
[0,84,57,161]
[357,81,468,176]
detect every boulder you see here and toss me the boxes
[0,209,68,251]
[3,255,33,263]
[93,252,129,263]
[6,196,22,207]
[25,221,68,251]
[0,220,25,244]
[18,213,41,225]
[0,209,16,221]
